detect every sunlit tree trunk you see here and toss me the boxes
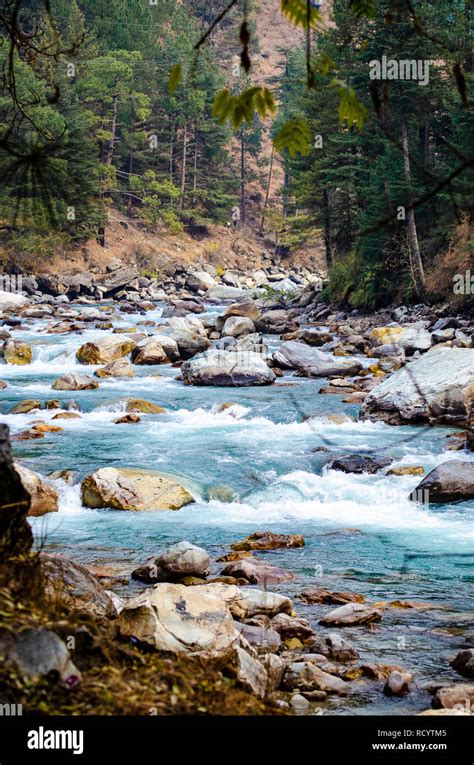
[401,120,426,298]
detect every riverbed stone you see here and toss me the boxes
[319,603,382,627]
[230,531,304,551]
[432,683,474,710]
[239,587,293,618]
[41,553,117,618]
[409,460,474,503]
[9,400,41,414]
[52,373,99,391]
[220,558,293,585]
[2,339,32,365]
[270,613,315,641]
[281,661,348,695]
[115,414,140,424]
[118,582,240,657]
[275,341,362,377]
[15,464,59,517]
[76,335,136,364]
[450,649,474,678]
[326,454,391,474]
[124,398,166,414]
[234,622,282,653]
[361,348,474,425]
[0,628,79,685]
[186,271,217,292]
[234,644,268,697]
[387,465,425,476]
[95,359,135,378]
[81,467,194,511]
[131,338,169,365]
[132,541,210,583]
[299,588,365,605]
[384,670,413,696]
[223,301,261,322]
[222,316,256,338]
[182,349,275,387]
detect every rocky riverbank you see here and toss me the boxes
[0,266,473,716]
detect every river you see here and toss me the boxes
[1,301,473,715]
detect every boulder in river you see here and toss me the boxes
[222,316,256,338]
[319,602,382,627]
[235,623,282,653]
[118,582,239,658]
[384,670,412,696]
[95,359,135,378]
[160,327,210,360]
[275,341,362,377]
[52,373,99,391]
[326,454,391,474]
[450,649,474,678]
[299,588,365,605]
[281,661,348,695]
[182,349,275,387]
[15,464,58,517]
[76,335,136,364]
[81,467,194,511]
[239,587,293,618]
[124,398,166,414]
[370,325,432,355]
[131,339,168,365]
[2,339,32,365]
[432,683,474,710]
[270,613,315,641]
[186,271,216,292]
[409,460,474,503]
[9,399,41,414]
[223,301,261,322]
[230,531,304,551]
[0,289,29,309]
[132,541,210,583]
[220,557,294,585]
[361,347,474,425]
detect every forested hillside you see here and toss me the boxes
[0,0,472,306]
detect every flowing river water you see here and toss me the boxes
[1,302,473,715]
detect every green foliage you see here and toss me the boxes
[212,86,275,129]
[281,0,322,29]
[274,118,312,157]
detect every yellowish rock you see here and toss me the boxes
[81,467,194,511]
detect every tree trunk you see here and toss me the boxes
[180,122,187,210]
[322,188,335,268]
[126,153,133,215]
[401,120,426,298]
[259,145,274,236]
[169,123,175,181]
[240,131,245,226]
[106,92,118,166]
[192,123,198,207]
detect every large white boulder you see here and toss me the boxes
[361,347,474,425]
[81,467,194,511]
[275,341,363,377]
[118,583,242,657]
[181,349,275,386]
